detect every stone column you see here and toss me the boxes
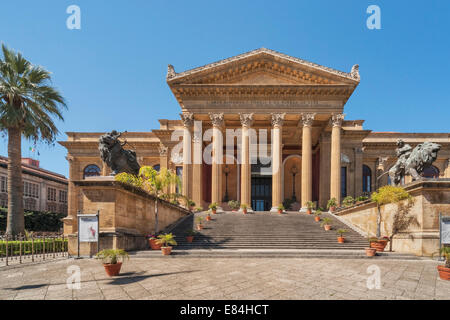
[209,113,224,211]
[180,113,194,200]
[270,113,285,212]
[192,126,203,209]
[330,113,344,205]
[158,145,169,194]
[239,113,254,210]
[300,113,315,211]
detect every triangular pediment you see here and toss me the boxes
[167,48,360,86]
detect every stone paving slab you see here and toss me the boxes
[0,257,449,300]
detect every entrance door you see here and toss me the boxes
[251,177,272,211]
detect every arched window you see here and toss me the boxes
[83,164,101,178]
[362,165,372,193]
[153,164,160,172]
[422,165,439,178]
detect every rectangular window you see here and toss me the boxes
[0,176,6,192]
[59,190,67,203]
[47,187,56,201]
[23,181,39,198]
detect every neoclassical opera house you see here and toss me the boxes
[61,48,450,218]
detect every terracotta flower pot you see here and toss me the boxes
[212,210,217,214]
[329,206,336,212]
[278,210,283,214]
[103,262,122,277]
[370,241,386,252]
[206,215,212,221]
[149,239,162,250]
[243,210,247,214]
[365,248,377,257]
[324,224,331,231]
[437,265,450,281]
[161,246,172,255]
[306,209,312,215]
[314,216,320,222]
[197,224,203,231]
[186,236,194,243]
[337,237,345,243]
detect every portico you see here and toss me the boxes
[166,48,359,210]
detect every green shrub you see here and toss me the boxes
[0,238,68,256]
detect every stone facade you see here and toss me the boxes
[0,156,68,213]
[60,48,450,217]
[336,180,450,256]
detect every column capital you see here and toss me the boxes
[158,144,169,156]
[209,112,224,127]
[180,112,194,128]
[239,113,254,127]
[271,113,286,128]
[301,113,316,127]
[330,113,345,127]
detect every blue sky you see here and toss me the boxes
[1,0,449,176]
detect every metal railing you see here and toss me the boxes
[0,233,68,267]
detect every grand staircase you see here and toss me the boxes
[170,211,367,250]
[132,211,423,259]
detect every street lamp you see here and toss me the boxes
[223,165,230,202]
[290,165,298,202]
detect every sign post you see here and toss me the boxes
[439,213,450,261]
[77,210,100,258]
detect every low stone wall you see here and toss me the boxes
[336,180,450,256]
[66,178,191,256]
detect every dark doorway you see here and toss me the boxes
[251,177,272,211]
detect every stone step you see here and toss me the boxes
[131,249,424,260]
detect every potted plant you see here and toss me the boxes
[306,201,314,214]
[206,212,212,221]
[156,233,177,255]
[365,238,377,257]
[355,196,368,204]
[195,206,203,213]
[188,200,196,211]
[96,249,129,277]
[370,236,389,252]
[277,204,285,214]
[320,217,332,231]
[314,209,322,222]
[337,229,348,243]
[185,229,197,243]
[342,196,354,208]
[196,217,204,230]
[437,247,450,281]
[148,234,162,250]
[209,202,218,214]
[327,198,337,212]
[240,203,248,214]
[228,200,240,212]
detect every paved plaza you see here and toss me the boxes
[0,257,449,300]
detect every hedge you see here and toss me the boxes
[0,238,68,256]
[0,207,65,232]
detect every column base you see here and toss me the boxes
[298,207,308,213]
[239,208,254,213]
[270,207,282,213]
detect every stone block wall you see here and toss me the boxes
[66,178,190,256]
[336,180,450,256]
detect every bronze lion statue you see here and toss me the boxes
[99,130,140,176]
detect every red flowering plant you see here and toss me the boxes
[147,234,157,240]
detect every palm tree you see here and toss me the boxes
[0,44,66,236]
